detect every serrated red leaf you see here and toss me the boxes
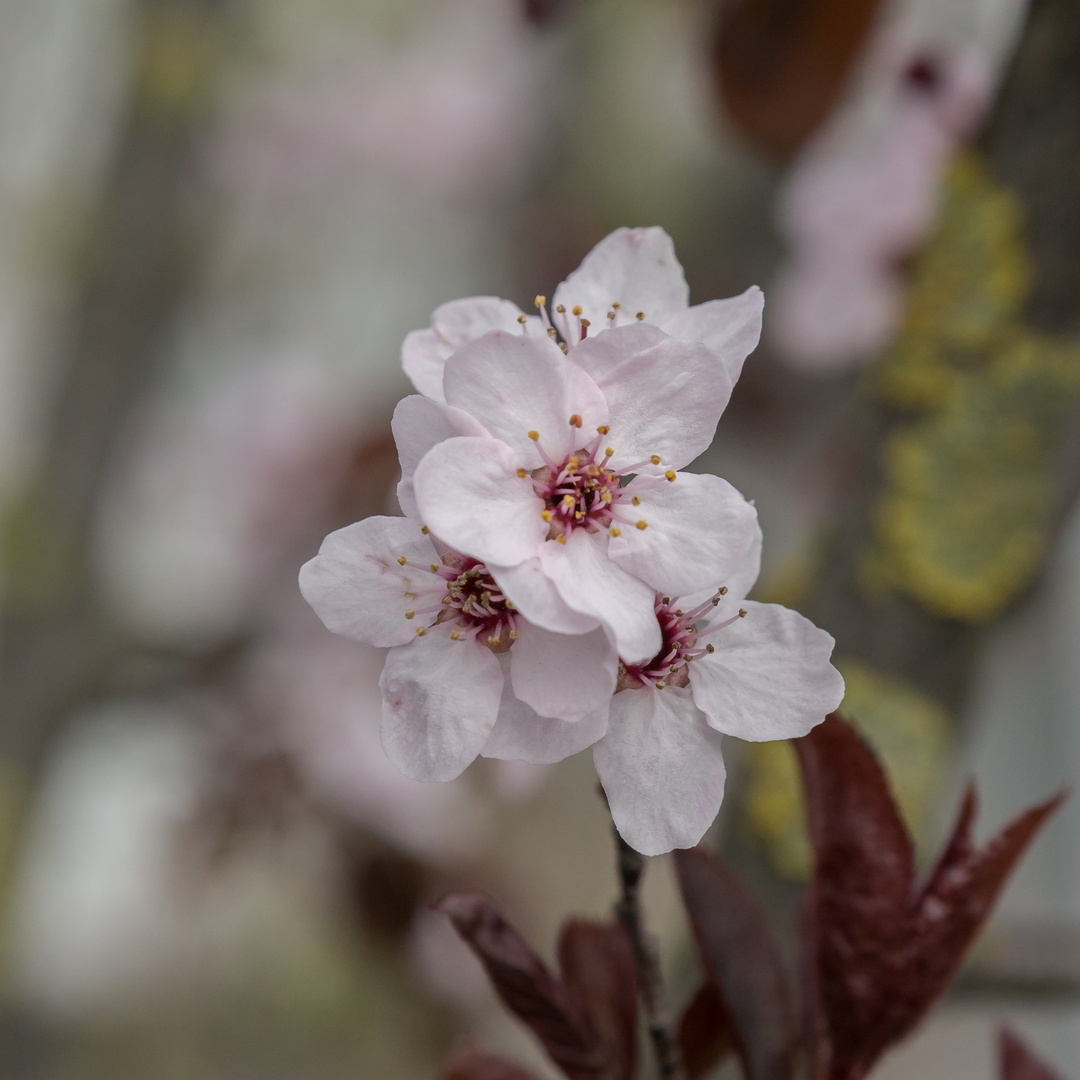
[437,894,638,1080]
[675,848,797,1080]
[557,921,639,1080]
[712,0,884,158]
[796,715,1065,1080]
[999,1027,1069,1080]
[678,980,736,1080]
[442,1045,547,1080]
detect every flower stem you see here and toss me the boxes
[612,826,687,1080]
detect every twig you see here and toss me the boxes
[612,825,687,1080]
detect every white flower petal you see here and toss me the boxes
[570,324,731,472]
[594,685,727,856]
[443,331,608,467]
[402,297,540,402]
[691,601,845,742]
[401,328,451,403]
[299,516,444,647]
[608,472,759,596]
[413,435,547,566]
[380,632,503,781]
[661,285,764,386]
[538,530,661,664]
[482,658,609,763]
[489,558,601,635]
[680,520,763,614]
[510,621,617,720]
[393,395,489,518]
[551,227,689,342]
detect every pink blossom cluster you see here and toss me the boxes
[301,228,844,854]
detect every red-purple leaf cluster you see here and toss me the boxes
[999,1027,1070,1080]
[442,1045,546,1080]
[712,0,883,157]
[436,893,637,1080]
[798,715,1065,1080]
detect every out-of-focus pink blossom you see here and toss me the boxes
[771,38,993,371]
[208,0,553,204]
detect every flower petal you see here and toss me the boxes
[691,601,845,742]
[594,686,727,856]
[413,435,547,566]
[538,530,661,664]
[380,632,503,781]
[609,472,759,595]
[661,285,764,386]
[551,227,689,342]
[299,516,444,647]
[510,621,617,720]
[402,297,540,402]
[443,331,608,467]
[570,324,732,472]
[489,558,601,635]
[483,656,609,763]
[680,519,763,613]
[392,395,489,518]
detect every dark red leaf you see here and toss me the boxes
[796,715,1066,1080]
[999,1027,1069,1080]
[441,1045,546,1080]
[678,980,736,1080]
[557,920,639,1080]
[675,848,798,1080]
[523,0,580,27]
[712,0,884,158]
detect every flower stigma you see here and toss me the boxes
[617,590,745,691]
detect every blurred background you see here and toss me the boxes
[0,0,1079,1075]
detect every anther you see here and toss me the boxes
[559,342,569,354]
[450,631,462,640]
[719,586,728,595]
[650,455,661,465]
[405,610,415,619]
[665,470,676,482]
[555,304,565,313]
[541,510,553,522]
[508,629,518,640]
[430,563,439,573]
[675,609,684,616]
[610,527,621,537]
[705,643,715,653]
[670,664,680,672]
[604,447,614,457]
[528,430,540,441]
[517,467,527,478]
[516,314,527,325]
[597,425,610,434]
[636,520,648,530]
[612,301,622,310]
[607,310,615,320]
[572,305,583,316]
[416,627,426,636]
[635,311,645,320]
[556,535,567,544]
[487,634,500,647]
[662,597,671,605]
[397,556,407,565]
[535,295,546,308]
[632,496,641,506]
[655,679,666,689]
[738,608,747,618]
[547,326,557,337]
[562,494,575,506]
[569,414,582,428]
[421,525,430,534]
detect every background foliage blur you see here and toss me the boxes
[1,0,1079,1076]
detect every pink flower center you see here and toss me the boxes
[618,591,746,691]
[528,424,674,542]
[401,551,519,652]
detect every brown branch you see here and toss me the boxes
[612,827,687,1080]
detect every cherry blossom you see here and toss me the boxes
[398,324,760,664]
[298,514,614,784]
[591,529,845,855]
[401,226,764,405]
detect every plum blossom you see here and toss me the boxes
[402,226,764,404]
[771,39,993,370]
[398,327,759,665]
[587,529,845,855]
[299,514,614,784]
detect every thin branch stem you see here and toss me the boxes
[612,825,687,1080]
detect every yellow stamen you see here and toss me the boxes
[572,305,582,316]
[597,425,610,434]
[517,467,527,478]
[636,520,648,530]
[556,535,567,544]
[430,563,439,573]
[705,643,715,653]
[635,311,645,320]
[604,447,614,458]
[516,314,527,324]
[607,310,615,320]
[650,455,661,465]
[416,627,426,636]
[665,470,676,482]
[508,629,518,641]
[569,413,582,428]
[405,610,414,619]
[632,496,641,506]
[547,326,557,337]
[541,509,553,522]
[655,679,666,689]
[528,430,540,441]
[738,609,747,618]
[397,555,407,565]
[421,525,429,534]
[610,527,621,537]
[612,301,621,310]
[535,295,546,308]
[719,586,728,595]
[562,494,575,506]
[555,304,566,313]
